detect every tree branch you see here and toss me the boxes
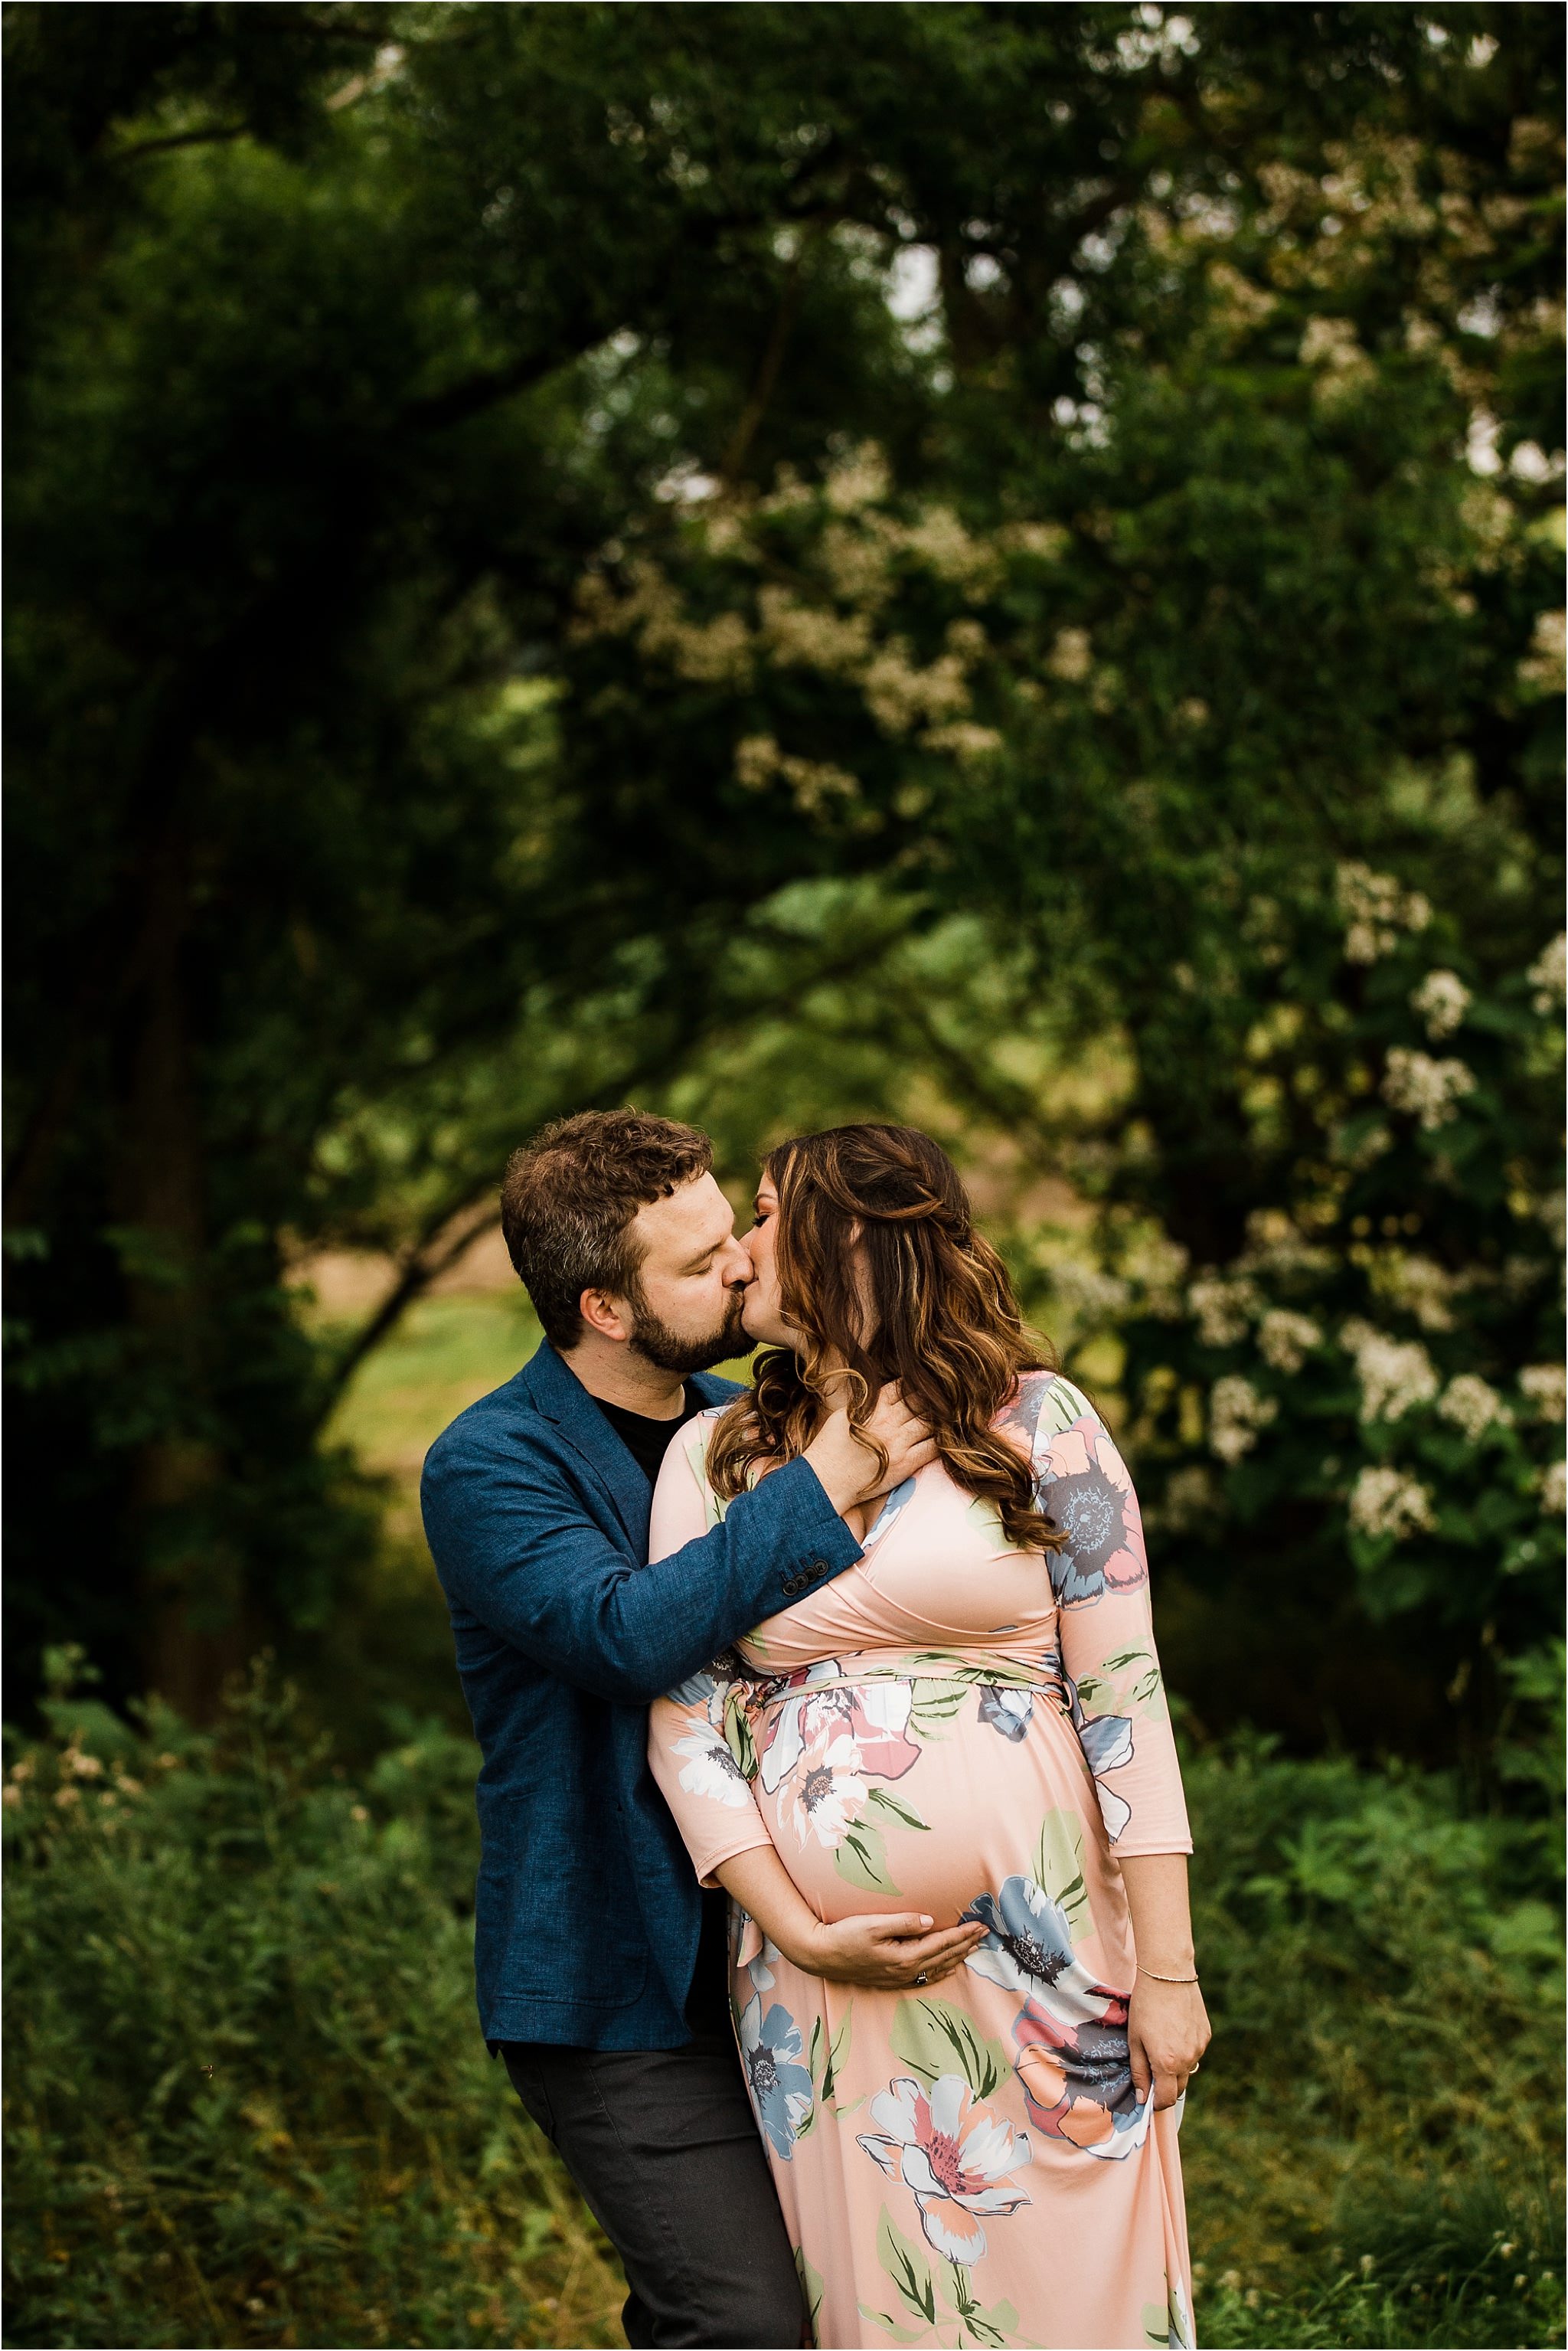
[113,123,248,164]
[720,232,817,484]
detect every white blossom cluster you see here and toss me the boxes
[1517,607,1565,695]
[1335,862,1432,964]
[1209,1375,1278,1463]
[1528,932,1566,1015]
[1381,1047,1477,1130]
[1237,1208,1334,1280]
[1188,1276,1258,1348]
[568,449,1024,803]
[1160,1464,1219,1530]
[1340,1319,1439,1421]
[1349,1465,1436,1542]
[1409,968,1472,1040]
[1046,1261,1132,1322]
[1518,1362,1567,1421]
[923,721,1004,762]
[733,737,860,816]
[1540,1460,1566,1517]
[1124,1231,1191,1319]
[1369,1251,1457,1332]
[1047,626,1093,682]
[1256,1310,1322,1373]
[1437,1375,1511,1440]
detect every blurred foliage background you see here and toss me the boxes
[4,4,1562,2347]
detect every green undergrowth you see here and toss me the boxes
[4,1656,1560,2350]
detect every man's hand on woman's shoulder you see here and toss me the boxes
[803,1384,936,1518]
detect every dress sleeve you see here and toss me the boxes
[1027,1377,1192,1859]
[646,1420,776,1888]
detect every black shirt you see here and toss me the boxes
[596,1383,707,1486]
[595,1384,733,2036]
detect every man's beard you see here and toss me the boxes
[628,1287,754,1377]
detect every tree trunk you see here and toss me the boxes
[112,841,250,1721]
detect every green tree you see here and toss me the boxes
[5,2,1560,1741]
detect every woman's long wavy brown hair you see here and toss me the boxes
[708,1123,1064,1552]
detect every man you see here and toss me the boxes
[421,1110,974,2348]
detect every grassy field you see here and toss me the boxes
[325,1288,544,1538]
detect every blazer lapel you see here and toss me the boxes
[522,1341,649,1549]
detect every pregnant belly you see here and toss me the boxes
[751,1675,1106,1929]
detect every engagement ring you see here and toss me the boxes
[915,1970,929,1985]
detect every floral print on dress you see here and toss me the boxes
[759,1670,922,1797]
[786,1725,869,1849]
[1036,1420,1149,1604]
[1066,1672,1137,1843]
[738,1994,815,2158]
[962,1875,1117,2025]
[976,1683,1033,1741]
[1014,1998,1151,2162]
[647,1368,1194,2349]
[857,2075,1033,2265]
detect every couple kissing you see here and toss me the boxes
[421,1111,1207,2350]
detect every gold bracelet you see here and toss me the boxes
[1137,1965,1199,1985]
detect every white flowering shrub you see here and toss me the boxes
[1348,1466,1436,1542]
[1096,837,1564,1699]
[1209,1375,1279,1463]
[1380,1046,1478,1131]
[1438,1376,1511,1442]
[559,420,1562,1757]
[1409,968,1472,1040]
[1256,1310,1321,1374]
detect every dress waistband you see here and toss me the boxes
[719,1646,1069,1790]
[732,1646,1066,1708]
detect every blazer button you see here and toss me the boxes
[781,1574,802,1597]
[808,1559,829,1578]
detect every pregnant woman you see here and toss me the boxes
[648,1124,1207,2351]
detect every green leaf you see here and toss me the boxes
[794,2247,825,2334]
[823,2004,853,2103]
[877,2205,938,2326]
[1032,1810,1091,1939]
[857,2303,925,2344]
[867,1785,932,1833]
[889,1996,1008,2099]
[911,1678,972,1719]
[723,1697,758,1782]
[835,1816,902,1895]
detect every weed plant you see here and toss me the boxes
[4,1655,1560,2350]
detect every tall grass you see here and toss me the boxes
[4,1655,1560,2350]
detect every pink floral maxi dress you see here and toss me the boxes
[648,1373,1195,2351]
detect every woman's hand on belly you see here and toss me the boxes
[799,1909,988,1990]
[715,1848,986,1990]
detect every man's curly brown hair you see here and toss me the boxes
[500,1109,713,1349]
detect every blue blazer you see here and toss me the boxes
[420,1339,863,2049]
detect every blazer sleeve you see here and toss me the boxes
[420,1408,861,1707]
[1027,1376,1193,1859]
[646,1421,778,1885]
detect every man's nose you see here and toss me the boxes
[724,1238,754,1285]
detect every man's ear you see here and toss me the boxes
[578,1287,632,1345]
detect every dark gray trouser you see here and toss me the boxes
[501,2029,808,2349]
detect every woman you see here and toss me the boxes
[648,1124,1207,2351]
